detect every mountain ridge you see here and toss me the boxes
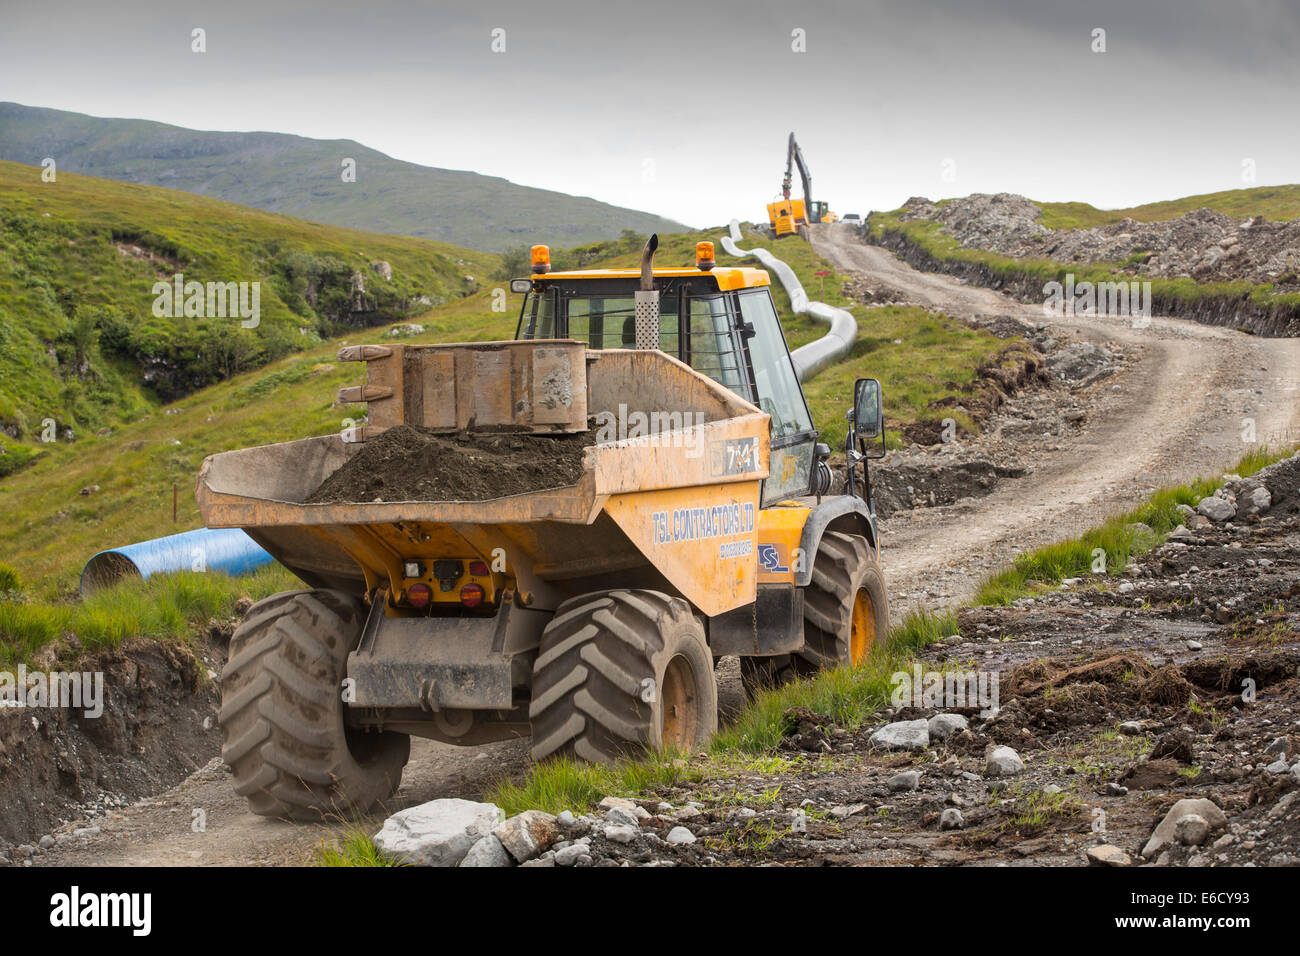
[0,102,688,252]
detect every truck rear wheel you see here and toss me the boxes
[529,589,717,764]
[741,531,889,695]
[219,589,410,820]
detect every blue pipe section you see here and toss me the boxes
[720,220,858,382]
[80,527,274,596]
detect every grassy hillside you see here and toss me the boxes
[0,222,1014,605]
[1037,185,1300,230]
[0,159,495,444]
[0,102,689,253]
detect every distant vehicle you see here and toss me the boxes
[840,213,864,227]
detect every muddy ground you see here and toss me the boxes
[307,424,594,503]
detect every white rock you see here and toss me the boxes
[1175,814,1211,847]
[598,796,638,812]
[603,824,638,844]
[494,810,558,863]
[1086,844,1132,867]
[665,826,696,845]
[460,834,513,867]
[1241,486,1271,515]
[888,770,922,792]
[554,843,587,866]
[870,719,930,750]
[927,713,969,741]
[985,746,1025,777]
[1196,496,1236,522]
[605,807,640,828]
[939,808,965,830]
[1142,799,1228,858]
[373,798,504,867]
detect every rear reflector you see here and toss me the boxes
[469,561,490,576]
[407,583,432,609]
[460,583,484,608]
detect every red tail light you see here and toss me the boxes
[460,583,484,608]
[407,583,432,609]
[469,561,490,576]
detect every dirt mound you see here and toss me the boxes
[0,637,223,850]
[307,424,596,504]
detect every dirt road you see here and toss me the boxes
[813,224,1300,608]
[31,225,1300,867]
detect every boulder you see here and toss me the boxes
[1086,844,1132,867]
[494,810,559,863]
[927,713,969,741]
[870,719,930,750]
[1195,496,1236,522]
[373,798,504,867]
[985,745,1025,777]
[1142,798,1227,858]
[460,835,513,867]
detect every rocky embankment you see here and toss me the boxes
[870,193,1300,336]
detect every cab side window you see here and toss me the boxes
[737,290,814,439]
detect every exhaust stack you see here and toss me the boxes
[634,233,660,350]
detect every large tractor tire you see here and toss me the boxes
[219,589,410,820]
[529,589,717,764]
[741,531,889,696]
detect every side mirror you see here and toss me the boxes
[852,377,886,460]
[853,378,882,438]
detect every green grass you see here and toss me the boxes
[711,607,956,755]
[972,445,1294,606]
[312,828,400,867]
[487,607,956,816]
[0,158,496,439]
[0,564,297,667]
[486,750,707,818]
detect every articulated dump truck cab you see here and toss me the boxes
[198,239,889,819]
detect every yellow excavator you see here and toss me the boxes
[198,236,888,819]
[766,132,836,240]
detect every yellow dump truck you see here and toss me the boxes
[198,236,889,819]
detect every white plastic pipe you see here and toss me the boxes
[720,220,857,382]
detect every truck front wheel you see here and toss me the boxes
[219,589,409,820]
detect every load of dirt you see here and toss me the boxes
[306,424,596,504]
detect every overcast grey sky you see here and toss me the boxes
[3,0,1300,227]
